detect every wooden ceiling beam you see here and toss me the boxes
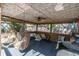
[31,18,77,24]
[1,15,37,24]
[1,15,78,24]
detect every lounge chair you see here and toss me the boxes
[62,41,79,52]
[56,49,79,56]
[62,34,79,52]
[6,48,24,56]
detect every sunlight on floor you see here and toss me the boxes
[1,48,45,56]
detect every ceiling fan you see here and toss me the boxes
[34,16,47,22]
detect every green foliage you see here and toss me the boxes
[10,21,23,32]
[1,28,5,33]
[1,22,11,33]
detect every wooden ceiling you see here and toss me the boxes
[1,3,79,24]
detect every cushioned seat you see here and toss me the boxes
[56,49,79,56]
[62,41,79,52]
[6,48,24,56]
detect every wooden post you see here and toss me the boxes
[25,23,27,30]
[50,24,52,33]
[49,24,52,40]
[36,24,38,31]
[23,23,26,30]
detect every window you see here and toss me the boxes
[26,24,36,31]
[1,21,11,33]
[52,23,77,33]
[38,24,50,32]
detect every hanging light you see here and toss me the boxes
[55,3,64,11]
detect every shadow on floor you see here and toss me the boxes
[23,39,58,56]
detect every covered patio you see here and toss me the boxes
[1,3,79,56]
